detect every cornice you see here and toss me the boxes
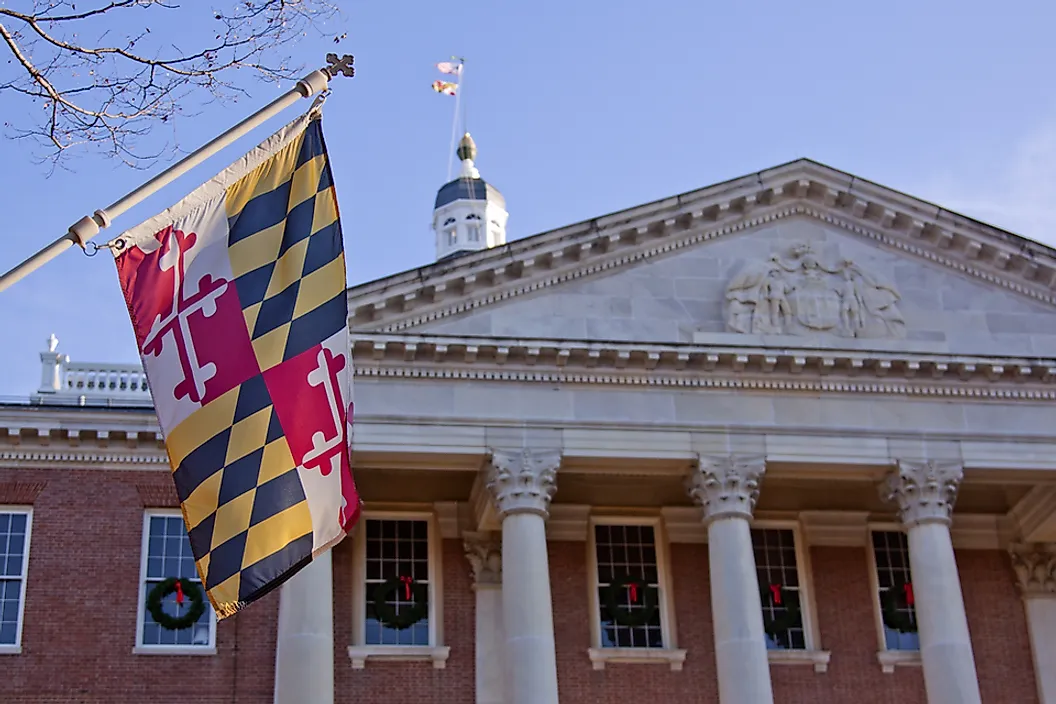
[351,333,1056,400]
[348,163,1056,332]
[0,447,168,470]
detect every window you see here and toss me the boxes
[349,512,447,668]
[364,518,431,645]
[593,523,663,648]
[136,512,215,652]
[0,509,31,652]
[752,527,808,650]
[587,519,684,669]
[445,228,457,246]
[871,530,919,651]
[467,224,482,242]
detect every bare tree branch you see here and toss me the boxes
[0,1,344,167]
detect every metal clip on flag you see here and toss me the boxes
[0,53,356,294]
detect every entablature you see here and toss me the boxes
[352,332,1056,400]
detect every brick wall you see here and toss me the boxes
[551,542,1038,704]
[0,467,277,704]
[332,538,475,704]
[0,465,1040,703]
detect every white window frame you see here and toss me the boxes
[134,509,217,655]
[867,524,923,673]
[751,519,830,672]
[586,516,686,671]
[0,506,33,655]
[348,510,449,669]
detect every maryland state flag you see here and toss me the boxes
[110,111,361,619]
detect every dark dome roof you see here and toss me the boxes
[434,177,505,209]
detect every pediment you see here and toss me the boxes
[348,159,1056,358]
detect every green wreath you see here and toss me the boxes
[880,578,918,634]
[603,574,659,628]
[760,584,802,647]
[146,577,206,631]
[372,577,428,630]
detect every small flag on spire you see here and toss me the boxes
[436,61,463,76]
[432,80,458,96]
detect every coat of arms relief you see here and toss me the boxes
[725,242,906,339]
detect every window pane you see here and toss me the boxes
[872,531,918,651]
[752,529,806,651]
[363,519,431,646]
[594,523,664,649]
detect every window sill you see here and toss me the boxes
[132,645,217,656]
[347,645,450,670]
[767,649,831,673]
[587,647,688,671]
[877,650,921,674]
[0,644,23,655]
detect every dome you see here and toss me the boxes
[434,177,506,210]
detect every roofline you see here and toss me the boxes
[347,156,1055,297]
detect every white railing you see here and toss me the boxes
[61,362,150,398]
[33,335,152,406]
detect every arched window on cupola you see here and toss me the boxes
[466,213,483,242]
[443,218,457,246]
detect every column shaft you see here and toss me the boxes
[475,585,506,704]
[1010,544,1056,704]
[686,454,774,704]
[486,448,562,704]
[708,516,774,704]
[905,522,981,704]
[884,460,981,704]
[465,533,505,704]
[273,553,334,704]
[502,513,559,704]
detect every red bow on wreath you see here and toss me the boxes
[903,582,914,606]
[399,575,413,600]
[627,582,639,603]
[769,584,783,605]
[175,580,185,607]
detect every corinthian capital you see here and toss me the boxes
[883,460,963,527]
[463,532,502,587]
[685,455,766,522]
[486,448,561,518]
[1009,543,1056,597]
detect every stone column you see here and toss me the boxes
[486,448,561,704]
[273,551,335,704]
[883,460,981,704]
[464,532,505,704]
[685,455,774,704]
[1009,543,1056,704]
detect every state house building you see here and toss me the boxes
[2,136,1056,704]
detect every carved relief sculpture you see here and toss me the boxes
[725,242,906,339]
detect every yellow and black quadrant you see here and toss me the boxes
[225,118,347,374]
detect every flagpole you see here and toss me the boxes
[445,57,465,181]
[0,54,356,295]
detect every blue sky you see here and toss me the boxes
[2,0,1055,396]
